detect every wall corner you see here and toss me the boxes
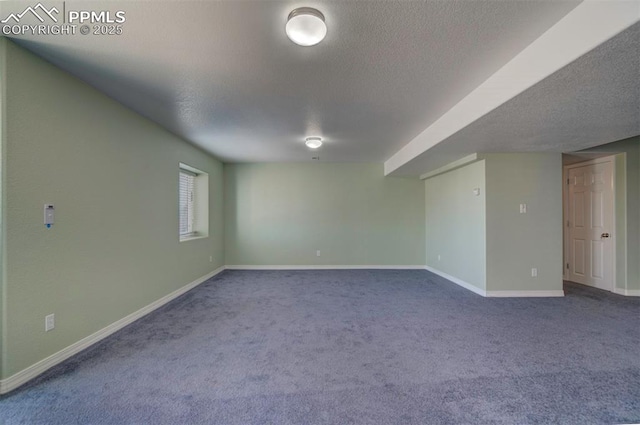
[0,36,8,380]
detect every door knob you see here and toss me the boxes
[601,233,610,238]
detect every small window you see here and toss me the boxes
[179,163,209,241]
[179,170,196,236]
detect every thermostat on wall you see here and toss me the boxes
[44,204,54,228]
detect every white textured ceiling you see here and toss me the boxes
[5,1,638,174]
[396,21,640,176]
[386,1,640,176]
[4,0,592,167]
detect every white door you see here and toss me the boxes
[567,160,614,291]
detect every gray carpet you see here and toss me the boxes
[1,270,639,424]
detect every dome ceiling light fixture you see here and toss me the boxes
[285,7,327,47]
[305,137,323,149]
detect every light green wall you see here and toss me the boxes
[579,136,640,291]
[424,153,563,293]
[485,153,563,292]
[1,40,224,378]
[224,163,425,266]
[424,160,486,290]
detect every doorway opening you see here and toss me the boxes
[563,154,616,292]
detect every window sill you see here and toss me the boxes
[180,234,208,243]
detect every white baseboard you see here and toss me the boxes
[424,266,565,297]
[485,290,565,297]
[613,288,640,296]
[424,265,487,296]
[225,265,426,270]
[0,266,226,395]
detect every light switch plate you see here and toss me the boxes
[45,314,55,332]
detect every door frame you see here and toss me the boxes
[563,155,617,290]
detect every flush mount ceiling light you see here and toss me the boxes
[286,8,327,46]
[305,137,323,149]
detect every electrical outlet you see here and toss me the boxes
[209,256,213,262]
[45,314,55,332]
[437,254,441,261]
[520,203,527,214]
[531,268,538,277]
[316,250,321,257]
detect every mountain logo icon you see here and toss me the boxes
[1,3,59,24]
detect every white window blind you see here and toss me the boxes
[179,170,196,237]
